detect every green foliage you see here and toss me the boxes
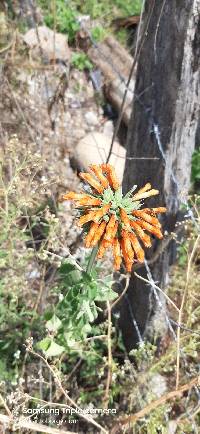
[0,137,60,385]
[39,1,80,43]
[91,25,107,42]
[130,342,157,364]
[74,0,141,19]
[38,0,142,45]
[71,52,93,71]
[191,147,200,185]
[115,0,141,16]
[0,139,41,382]
[141,405,171,434]
[72,0,113,19]
[38,258,117,357]
[177,242,188,266]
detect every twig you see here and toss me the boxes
[169,318,200,337]
[0,39,13,54]
[103,301,113,409]
[132,225,182,271]
[134,271,180,313]
[43,250,83,272]
[176,235,200,389]
[0,394,12,417]
[0,413,75,434]
[111,376,200,432]
[26,347,108,433]
[5,78,36,143]
[110,273,130,311]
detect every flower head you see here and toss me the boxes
[60,164,166,273]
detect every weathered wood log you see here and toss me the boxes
[112,15,140,29]
[88,36,135,125]
[119,0,200,350]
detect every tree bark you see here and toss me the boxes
[119,0,200,351]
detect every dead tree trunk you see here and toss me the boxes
[119,0,200,351]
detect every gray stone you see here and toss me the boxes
[103,120,114,137]
[84,111,99,127]
[167,421,177,434]
[75,132,126,183]
[23,26,71,63]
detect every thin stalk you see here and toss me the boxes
[86,244,99,274]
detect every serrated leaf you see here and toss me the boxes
[59,261,82,285]
[88,284,98,300]
[46,314,62,333]
[82,323,92,334]
[82,271,92,284]
[59,262,77,274]
[77,300,95,322]
[45,341,65,357]
[37,337,51,352]
[95,286,117,301]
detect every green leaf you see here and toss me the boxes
[114,187,123,203]
[46,314,62,333]
[45,341,65,358]
[77,300,95,322]
[37,337,51,352]
[95,283,117,301]
[88,284,98,300]
[102,186,114,204]
[37,337,65,357]
[59,261,82,285]
[59,262,77,274]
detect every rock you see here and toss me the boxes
[84,111,99,127]
[74,132,126,183]
[103,120,114,137]
[148,374,167,398]
[23,26,71,63]
[167,421,177,434]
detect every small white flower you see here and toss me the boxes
[14,350,21,360]
[59,293,64,302]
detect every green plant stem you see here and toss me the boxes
[86,244,99,275]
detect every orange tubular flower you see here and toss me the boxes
[61,192,89,201]
[104,214,117,241]
[113,238,122,270]
[79,172,104,194]
[132,210,161,228]
[136,219,163,239]
[84,222,99,248]
[121,230,134,261]
[142,207,167,215]
[101,164,120,190]
[103,222,118,248]
[93,204,111,222]
[90,221,107,247]
[130,221,152,248]
[75,197,102,207]
[97,239,107,259]
[129,232,144,263]
[78,210,98,226]
[60,164,166,273]
[120,208,131,229]
[132,187,159,202]
[120,238,133,273]
[90,165,109,189]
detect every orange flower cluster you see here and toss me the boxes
[60,164,166,273]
